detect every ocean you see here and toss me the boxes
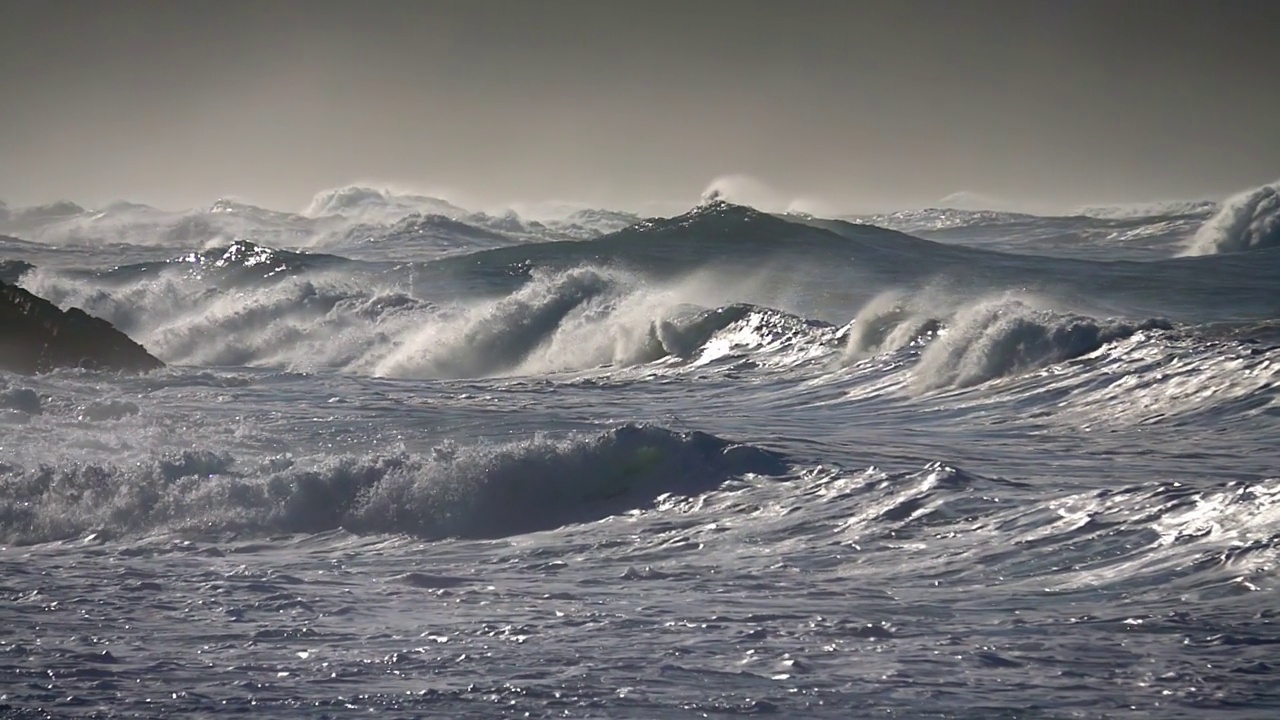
[2,184,1278,718]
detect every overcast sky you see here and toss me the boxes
[1,0,1276,214]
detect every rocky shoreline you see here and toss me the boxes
[0,279,164,375]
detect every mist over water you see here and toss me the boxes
[2,178,1279,718]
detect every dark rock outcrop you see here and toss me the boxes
[0,279,164,374]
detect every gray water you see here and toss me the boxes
[2,189,1279,718]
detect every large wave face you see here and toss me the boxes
[0,425,789,544]
[374,266,626,378]
[842,291,943,359]
[369,266,824,378]
[843,294,1172,391]
[1182,180,1280,255]
[913,300,1171,391]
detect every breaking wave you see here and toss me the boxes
[912,300,1172,391]
[844,293,1172,391]
[8,199,1280,389]
[1182,180,1280,255]
[0,425,790,544]
[12,250,1246,395]
[17,254,835,377]
[303,185,468,220]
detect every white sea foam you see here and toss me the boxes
[1182,180,1280,255]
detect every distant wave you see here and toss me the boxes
[9,200,86,224]
[303,185,469,220]
[847,206,1210,261]
[0,185,1255,265]
[447,201,990,288]
[1071,199,1219,220]
[0,425,789,544]
[557,207,643,235]
[0,190,647,255]
[335,213,530,260]
[0,199,323,248]
[848,208,1043,234]
[1181,180,1280,255]
[148,239,350,281]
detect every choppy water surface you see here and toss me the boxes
[2,187,1279,717]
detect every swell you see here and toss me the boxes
[0,188,631,256]
[11,202,1280,324]
[423,204,1280,324]
[7,203,1280,387]
[104,240,358,283]
[0,424,789,545]
[845,205,1215,261]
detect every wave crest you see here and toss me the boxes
[1182,181,1280,255]
[914,300,1171,391]
[303,185,467,221]
[843,291,942,359]
[375,266,622,378]
[0,425,789,544]
[843,294,1172,391]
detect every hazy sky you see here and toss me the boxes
[1,0,1276,214]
